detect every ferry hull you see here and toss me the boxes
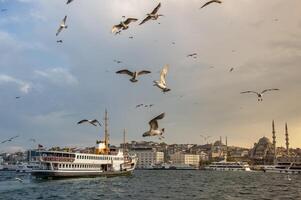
[32,169,133,179]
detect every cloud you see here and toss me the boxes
[34,68,78,86]
[0,74,31,93]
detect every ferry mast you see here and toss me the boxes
[104,109,110,154]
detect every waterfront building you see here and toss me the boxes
[130,147,164,169]
[170,152,200,167]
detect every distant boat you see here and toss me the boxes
[263,161,301,174]
[0,163,18,171]
[16,162,40,173]
[205,160,251,171]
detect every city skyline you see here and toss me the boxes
[1,0,301,152]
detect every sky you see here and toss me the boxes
[0,0,301,152]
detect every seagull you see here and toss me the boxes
[113,60,122,64]
[15,96,21,99]
[1,135,19,144]
[240,89,279,101]
[77,119,102,127]
[153,65,171,93]
[111,18,138,34]
[1,9,7,12]
[136,104,144,108]
[139,3,163,25]
[187,53,197,57]
[200,0,222,9]
[66,0,74,4]
[287,175,291,181]
[56,16,68,36]
[229,67,234,72]
[56,40,63,43]
[143,113,165,139]
[15,178,23,183]
[116,69,151,82]
[129,36,134,39]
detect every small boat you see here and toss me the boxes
[16,162,40,173]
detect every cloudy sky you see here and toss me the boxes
[0,0,301,152]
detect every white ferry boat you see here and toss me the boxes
[263,162,301,174]
[30,111,137,179]
[205,160,251,171]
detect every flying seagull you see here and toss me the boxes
[139,3,163,25]
[66,0,74,4]
[56,16,68,36]
[57,40,63,43]
[143,113,165,139]
[1,135,19,144]
[1,9,7,12]
[153,65,171,93]
[136,104,144,108]
[116,69,151,82]
[240,89,279,101]
[111,18,138,34]
[187,53,197,57]
[15,96,21,99]
[77,119,102,127]
[113,60,122,64]
[200,0,222,9]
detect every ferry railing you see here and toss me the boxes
[41,156,75,162]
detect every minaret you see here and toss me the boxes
[225,136,228,161]
[285,123,289,157]
[272,120,277,164]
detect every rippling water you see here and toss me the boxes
[0,170,300,200]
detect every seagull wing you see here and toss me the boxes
[139,16,152,25]
[66,0,74,4]
[261,88,279,94]
[116,69,134,77]
[1,139,8,144]
[62,16,67,25]
[138,70,151,76]
[56,26,63,36]
[160,65,169,85]
[151,2,161,15]
[77,119,89,124]
[111,24,123,33]
[124,18,138,25]
[200,0,222,9]
[91,119,102,126]
[240,91,260,96]
[149,113,165,130]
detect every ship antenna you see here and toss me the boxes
[104,109,110,154]
[123,128,126,162]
